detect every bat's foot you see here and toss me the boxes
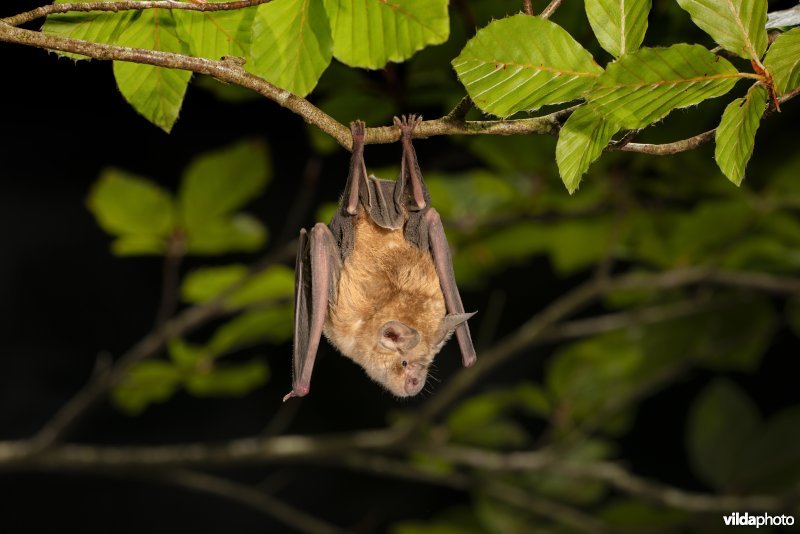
[350,120,366,144]
[393,115,423,138]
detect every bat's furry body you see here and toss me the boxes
[284,116,476,401]
[325,209,447,394]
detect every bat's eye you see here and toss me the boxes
[401,360,408,368]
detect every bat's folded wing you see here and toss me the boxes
[284,223,342,401]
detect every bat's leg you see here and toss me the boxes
[343,120,370,215]
[284,223,341,401]
[393,115,430,211]
[425,208,477,367]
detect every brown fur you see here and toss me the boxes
[324,209,446,396]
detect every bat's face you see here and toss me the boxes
[366,320,440,397]
[328,313,450,397]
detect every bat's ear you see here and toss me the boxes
[442,312,476,332]
[433,311,477,351]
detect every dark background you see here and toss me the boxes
[2,1,800,532]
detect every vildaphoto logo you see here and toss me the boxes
[723,512,795,528]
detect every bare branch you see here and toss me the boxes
[522,0,534,15]
[613,130,715,156]
[539,0,563,19]
[155,469,345,534]
[3,0,274,27]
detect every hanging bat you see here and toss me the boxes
[283,115,476,401]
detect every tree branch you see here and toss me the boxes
[423,445,800,513]
[153,469,345,534]
[539,0,563,19]
[2,0,275,27]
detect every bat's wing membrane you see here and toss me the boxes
[284,223,341,401]
[395,115,478,367]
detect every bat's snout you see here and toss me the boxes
[379,321,420,351]
[404,373,425,396]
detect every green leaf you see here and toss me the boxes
[112,361,183,415]
[181,264,294,308]
[209,306,293,354]
[174,1,256,60]
[324,0,449,69]
[184,214,267,255]
[179,140,270,230]
[110,235,167,256]
[555,106,620,194]
[168,338,209,368]
[42,0,135,60]
[586,44,740,129]
[715,84,768,186]
[686,379,760,490]
[452,15,603,117]
[676,0,768,60]
[87,168,174,244]
[585,0,651,58]
[185,360,269,397]
[763,28,800,96]
[248,0,333,96]
[113,11,192,132]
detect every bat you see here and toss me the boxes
[283,115,476,401]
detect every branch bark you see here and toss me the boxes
[2,0,275,27]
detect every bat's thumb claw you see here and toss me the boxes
[282,391,296,402]
[282,385,310,402]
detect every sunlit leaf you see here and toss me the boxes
[247,0,332,96]
[676,0,768,60]
[452,14,603,117]
[715,84,768,186]
[555,106,620,194]
[174,1,256,60]
[185,360,269,397]
[87,168,174,241]
[179,140,270,230]
[324,0,449,69]
[585,0,651,58]
[763,28,800,96]
[586,44,740,129]
[42,0,135,60]
[112,361,183,415]
[686,379,760,490]
[112,11,192,132]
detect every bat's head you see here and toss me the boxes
[352,314,474,398]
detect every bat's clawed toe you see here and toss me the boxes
[350,120,366,143]
[393,114,423,137]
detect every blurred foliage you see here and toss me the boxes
[67,0,800,529]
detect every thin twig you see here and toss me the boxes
[3,0,274,27]
[613,130,715,156]
[154,469,345,534]
[154,230,186,328]
[522,0,534,15]
[539,0,563,19]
